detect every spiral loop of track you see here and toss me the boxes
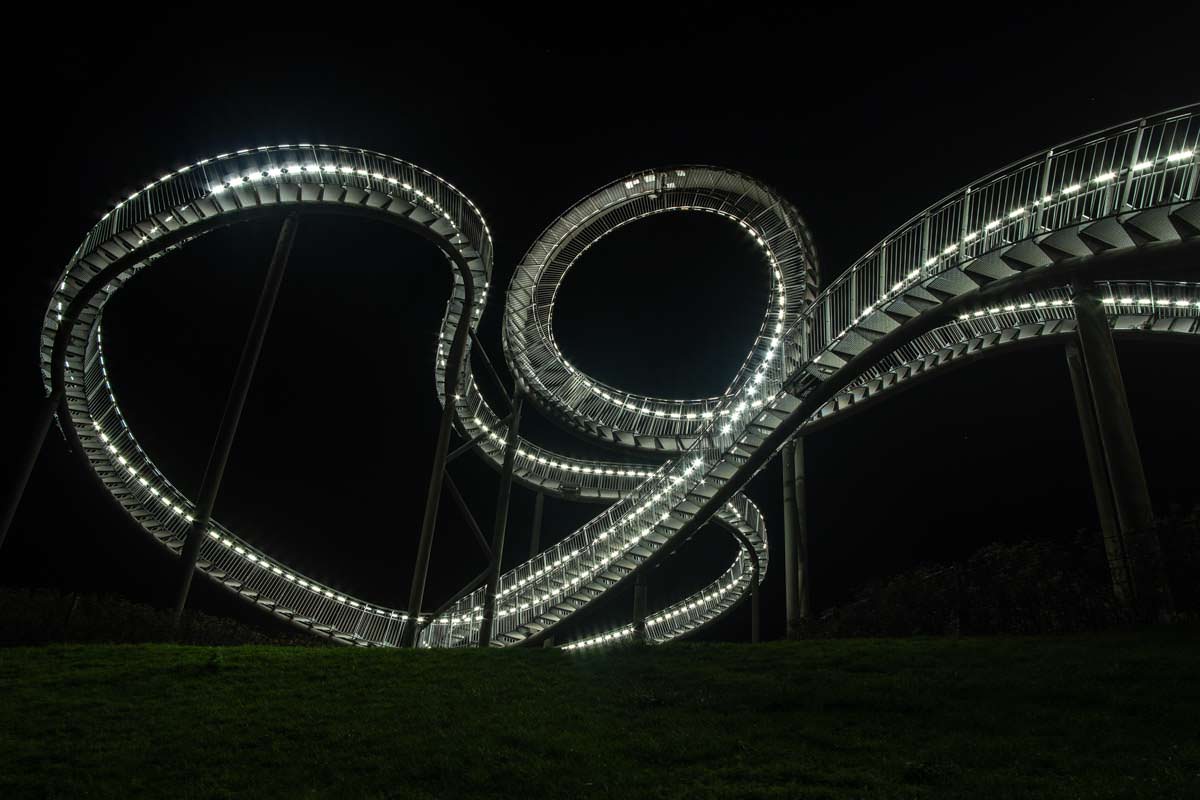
[40,106,1198,647]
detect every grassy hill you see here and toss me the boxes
[2,627,1198,799]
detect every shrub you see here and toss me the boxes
[800,509,1199,638]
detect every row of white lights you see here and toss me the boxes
[519,185,799,429]
[825,148,1197,346]
[90,325,763,642]
[491,486,760,633]
[59,145,511,644]
[72,135,1176,648]
[497,156,1199,631]
[85,329,425,634]
[957,296,1200,320]
[563,567,753,651]
[923,150,1196,272]
[412,181,781,637]
[92,144,493,249]
[434,490,761,630]
[208,164,461,239]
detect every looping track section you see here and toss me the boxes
[40,105,1198,648]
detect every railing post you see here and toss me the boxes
[878,243,888,295]
[1187,154,1200,204]
[1070,279,1172,622]
[1034,150,1055,232]
[0,388,65,553]
[958,187,972,261]
[478,391,525,647]
[919,212,931,276]
[173,212,299,627]
[1119,120,1147,212]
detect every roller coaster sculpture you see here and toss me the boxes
[31,105,1199,648]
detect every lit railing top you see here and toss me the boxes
[502,165,819,445]
[802,104,1197,359]
[43,144,495,390]
[443,104,1197,645]
[44,103,1199,650]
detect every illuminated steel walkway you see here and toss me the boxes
[32,105,1198,647]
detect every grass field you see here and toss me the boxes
[2,627,1198,799]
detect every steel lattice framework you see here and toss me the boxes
[38,105,1198,648]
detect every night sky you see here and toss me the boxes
[3,3,1197,642]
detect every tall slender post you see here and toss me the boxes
[632,570,647,643]
[1070,279,1171,621]
[401,284,476,648]
[402,395,458,647]
[173,213,299,625]
[0,388,65,552]
[528,490,544,558]
[751,577,760,644]
[730,529,761,643]
[1065,340,1131,611]
[781,440,801,639]
[792,437,811,621]
[478,391,524,647]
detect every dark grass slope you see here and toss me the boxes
[2,628,1198,799]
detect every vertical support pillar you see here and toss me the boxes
[781,440,801,639]
[0,388,65,552]
[793,437,811,622]
[402,276,476,648]
[402,388,458,647]
[1065,340,1131,610]
[478,392,524,647]
[173,212,299,626]
[528,490,544,558]
[1071,279,1172,621]
[751,574,760,644]
[632,570,647,643]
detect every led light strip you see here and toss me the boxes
[40,105,1197,650]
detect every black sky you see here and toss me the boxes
[3,2,1197,641]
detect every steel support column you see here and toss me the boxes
[751,576,760,644]
[173,213,299,625]
[632,570,647,643]
[0,388,64,552]
[1070,279,1171,621]
[478,391,524,647]
[792,437,811,622]
[781,440,801,639]
[528,490,544,559]
[1065,340,1131,611]
[401,397,460,648]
